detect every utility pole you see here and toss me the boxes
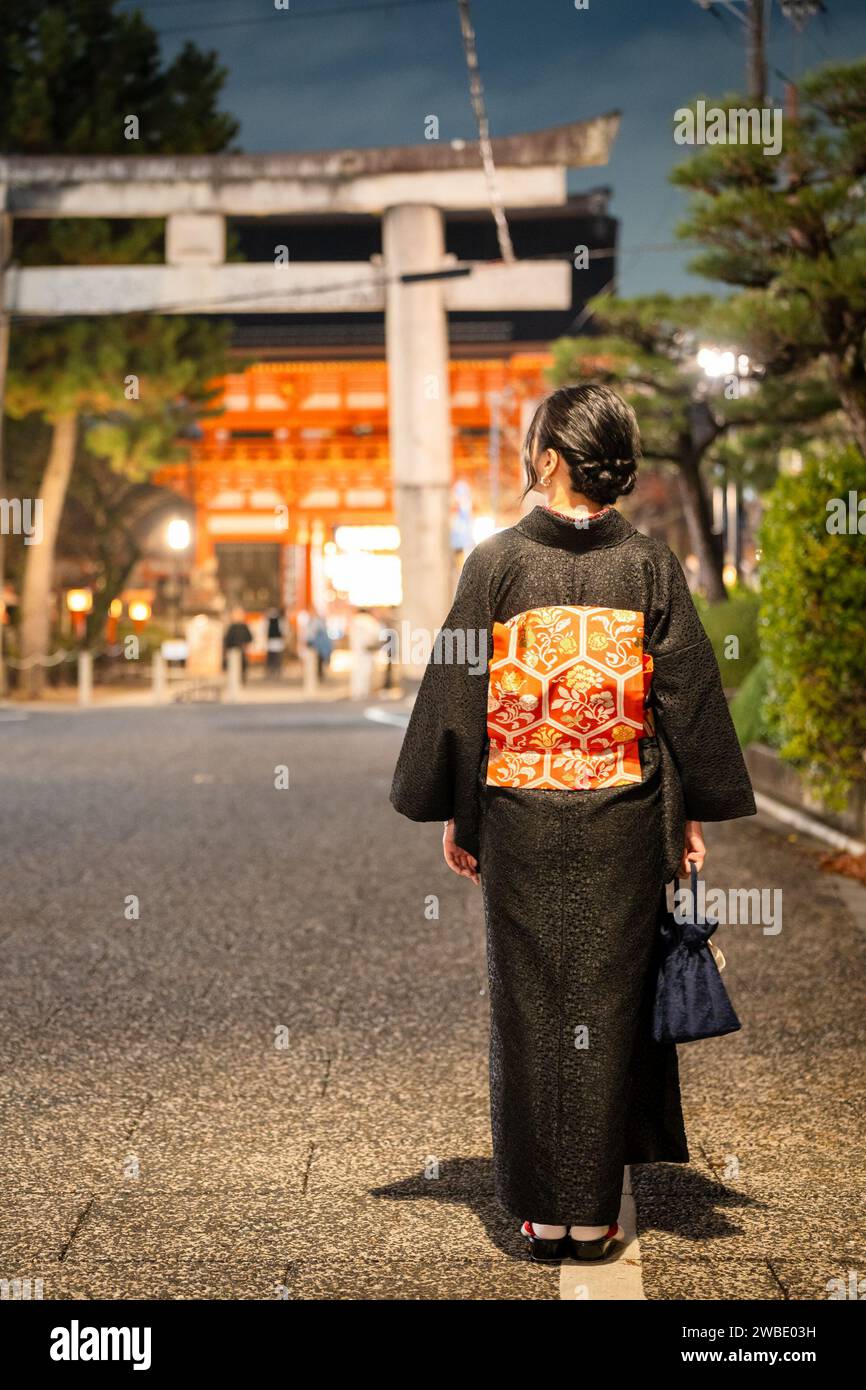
[694,2,826,100]
[692,1,766,100]
[780,2,825,79]
[746,0,766,101]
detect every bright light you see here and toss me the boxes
[166,518,192,552]
[697,346,737,379]
[324,551,402,606]
[109,598,123,619]
[161,639,188,662]
[722,563,739,588]
[129,600,152,623]
[472,515,497,544]
[66,589,93,614]
[780,448,803,475]
[334,525,400,553]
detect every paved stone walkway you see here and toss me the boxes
[1,703,863,1299]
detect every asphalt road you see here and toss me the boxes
[1,702,863,1300]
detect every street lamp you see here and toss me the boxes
[66,587,93,641]
[129,600,151,626]
[66,588,93,615]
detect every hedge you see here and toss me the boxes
[758,445,866,810]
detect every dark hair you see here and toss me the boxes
[522,384,641,505]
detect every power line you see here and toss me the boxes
[691,0,832,92]
[564,202,681,332]
[455,0,514,265]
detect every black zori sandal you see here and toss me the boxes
[568,1223,624,1262]
[521,1220,569,1262]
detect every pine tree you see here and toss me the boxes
[1,0,239,694]
[673,64,866,456]
[550,294,833,600]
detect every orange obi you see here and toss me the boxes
[486,605,654,791]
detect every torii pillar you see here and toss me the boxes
[383,204,453,668]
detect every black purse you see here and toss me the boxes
[651,864,742,1045]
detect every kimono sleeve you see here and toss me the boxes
[648,549,756,823]
[389,543,493,859]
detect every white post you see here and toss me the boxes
[152,651,167,704]
[225,646,242,702]
[383,204,453,675]
[725,477,739,577]
[301,646,318,697]
[77,651,93,706]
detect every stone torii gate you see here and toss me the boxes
[0,114,619,653]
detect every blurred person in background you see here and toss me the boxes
[349,607,382,700]
[223,606,254,684]
[305,610,333,684]
[264,607,285,677]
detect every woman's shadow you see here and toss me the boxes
[371,1157,764,1259]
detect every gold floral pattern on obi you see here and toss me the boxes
[487,605,654,790]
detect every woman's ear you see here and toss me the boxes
[542,449,559,485]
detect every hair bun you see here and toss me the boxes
[521,384,642,506]
[569,454,638,504]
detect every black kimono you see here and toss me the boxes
[390,505,756,1227]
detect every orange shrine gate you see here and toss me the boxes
[153,354,554,629]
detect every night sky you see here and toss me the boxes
[128,0,866,295]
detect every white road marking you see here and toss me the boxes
[364,706,410,728]
[559,1166,646,1301]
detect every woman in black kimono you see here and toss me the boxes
[390,385,756,1263]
